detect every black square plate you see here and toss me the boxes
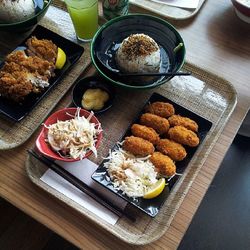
[0,25,84,121]
[92,92,212,217]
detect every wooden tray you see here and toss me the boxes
[129,0,206,20]
[0,5,91,150]
[26,61,237,245]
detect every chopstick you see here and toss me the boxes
[118,71,192,77]
[28,149,136,222]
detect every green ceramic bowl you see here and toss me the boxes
[91,14,185,89]
[0,0,52,32]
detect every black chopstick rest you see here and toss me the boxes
[28,149,136,222]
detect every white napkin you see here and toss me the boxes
[40,159,127,225]
[150,0,200,9]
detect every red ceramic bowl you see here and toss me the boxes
[232,0,250,23]
[36,108,103,162]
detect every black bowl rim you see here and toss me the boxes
[91,13,186,89]
[72,76,116,114]
[0,0,52,27]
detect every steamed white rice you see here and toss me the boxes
[0,0,35,23]
[116,33,161,73]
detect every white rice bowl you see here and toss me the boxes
[0,0,35,23]
[116,33,161,73]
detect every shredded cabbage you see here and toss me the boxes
[104,147,158,198]
[46,108,101,160]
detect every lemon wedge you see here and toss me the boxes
[55,47,66,69]
[143,178,166,199]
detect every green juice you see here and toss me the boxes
[65,0,98,41]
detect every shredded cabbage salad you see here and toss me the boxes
[105,147,158,198]
[46,108,101,160]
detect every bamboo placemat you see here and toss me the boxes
[129,0,206,20]
[26,62,237,245]
[0,5,91,150]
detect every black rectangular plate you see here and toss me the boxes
[92,92,213,217]
[0,25,84,121]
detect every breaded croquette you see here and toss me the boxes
[150,152,176,177]
[145,101,175,118]
[140,113,170,135]
[168,114,198,132]
[168,126,199,147]
[156,139,187,161]
[131,124,160,145]
[122,136,154,157]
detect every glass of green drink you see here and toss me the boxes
[65,0,98,42]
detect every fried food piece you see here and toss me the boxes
[131,124,160,145]
[156,139,187,161]
[122,136,154,157]
[5,50,54,80]
[0,71,33,102]
[168,114,198,132]
[26,36,58,64]
[168,126,199,147]
[145,101,175,118]
[0,50,55,102]
[140,113,170,135]
[150,152,176,177]
[0,36,58,102]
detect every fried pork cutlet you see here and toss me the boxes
[150,152,176,177]
[5,50,54,81]
[122,136,155,157]
[168,125,200,147]
[156,138,187,161]
[26,36,58,64]
[0,71,33,102]
[0,37,58,102]
[168,114,198,132]
[131,124,160,145]
[145,101,175,118]
[140,113,170,135]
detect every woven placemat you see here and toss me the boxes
[129,0,206,20]
[26,61,237,245]
[0,4,91,150]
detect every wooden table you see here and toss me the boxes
[0,0,250,249]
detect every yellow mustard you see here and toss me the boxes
[81,88,109,111]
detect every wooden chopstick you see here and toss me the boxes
[28,149,135,222]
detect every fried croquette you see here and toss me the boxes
[156,139,187,161]
[145,101,175,118]
[168,126,199,147]
[168,114,198,132]
[150,152,176,177]
[131,124,160,145]
[140,113,170,135]
[122,136,155,157]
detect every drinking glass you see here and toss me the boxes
[65,0,98,42]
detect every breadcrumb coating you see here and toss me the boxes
[26,36,57,64]
[145,101,175,118]
[150,152,176,177]
[131,124,160,145]
[140,113,170,135]
[168,126,199,147]
[0,37,57,102]
[168,114,198,132]
[156,138,187,161]
[122,136,155,157]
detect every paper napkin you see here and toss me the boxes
[40,159,127,225]
[150,0,200,9]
